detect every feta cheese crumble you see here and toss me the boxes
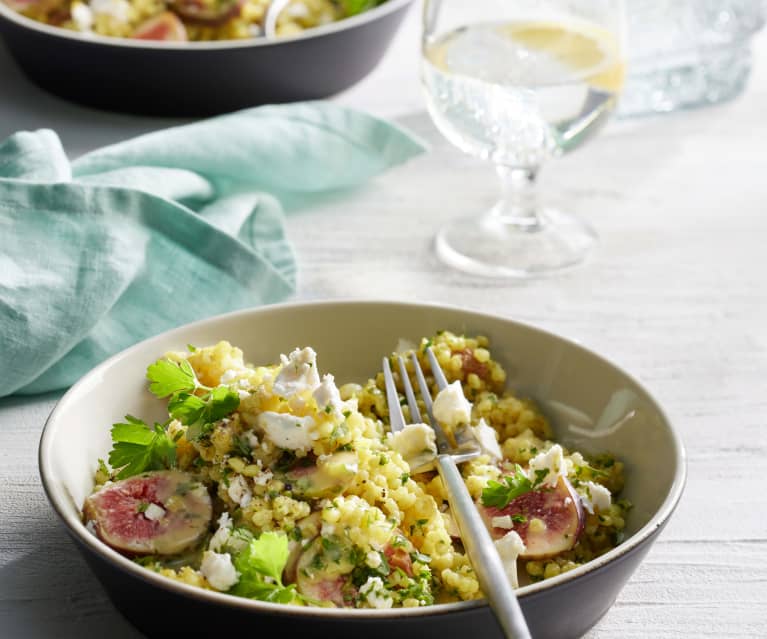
[227,475,252,508]
[494,530,526,588]
[358,576,394,609]
[200,551,239,591]
[528,444,567,488]
[491,515,515,529]
[258,412,316,451]
[143,503,165,521]
[432,380,472,428]
[208,512,233,553]
[387,423,437,470]
[579,481,612,514]
[473,418,502,460]
[313,374,344,417]
[90,0,131,22]
[71,2,93,30]
[272,347,320,398]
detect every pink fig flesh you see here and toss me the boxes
[83,470,211,556]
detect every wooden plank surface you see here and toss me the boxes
[1,11,766,639]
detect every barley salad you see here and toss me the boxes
[3,0,387,41]
[82,331,630,608]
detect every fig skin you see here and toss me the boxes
[480,476,585,559]
[133,12,188,41]
[83,470,212,556]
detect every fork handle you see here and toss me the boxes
[437,455,532,639]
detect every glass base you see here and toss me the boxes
[434,208,597,278]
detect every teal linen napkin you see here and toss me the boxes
[0,103,425,397]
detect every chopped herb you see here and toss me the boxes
[186,344,197,353]
[511,514,527,524]
[342,410,351,418]
[480,464,536,509]
[147,357,240,441]
[379,454,389,466]
[533,469,549,486]
[136,502,149,513]
[400,472,410,485]
[325,405,332,414]
[108,416,177,479]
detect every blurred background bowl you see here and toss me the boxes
[39,300,686,639]
[0,0,414,116]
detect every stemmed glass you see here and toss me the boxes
[422,0,626,278]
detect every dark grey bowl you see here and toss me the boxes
[0,0,413,116]
[39,301,687,638]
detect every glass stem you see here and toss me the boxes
[491,165,542,231]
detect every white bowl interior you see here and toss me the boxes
[41,301,685,604]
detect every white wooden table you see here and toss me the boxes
[1,9,766,638]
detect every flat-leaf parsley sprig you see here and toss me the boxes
[231,531,300,603]
[146,357,240,441]
[108,415,179,480]
[480,463,548,509]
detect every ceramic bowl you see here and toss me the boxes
[39,300,686,638]
[0,0,413,116]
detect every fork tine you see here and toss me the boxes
[382,357,406,433]
[426,347,449,391]
[409,352,451,454]
[396,355,422,424]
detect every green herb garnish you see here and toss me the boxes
[231,532,297,603]
[146,357,240,441]
[480,464,539,509]
[108,415,177,479]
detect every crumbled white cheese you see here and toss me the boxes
[89,0,131,22]
[237,389,251,400]
[474,418,502,460]
[365,551,382,569]
[227,475,252,508]
[580,481,612,514]
[432,381,472,428]
[313,374,344,417]
[244,429,260,449]
[387,423,437,469]
[143,503,165,521]
[491,515,514,529]
[358,576,394,609]
[220,369,238,384]
[528,444,567,488]
[272,347,320,398]
[252,466,273,487]
[208,513,233,553]
[394,337,417,354]
[494,530,526,588]
[258,412,316,451]
[286,0,309,18]
[71,2,93,30]
[200,551,239,591]
[321,522,335,538]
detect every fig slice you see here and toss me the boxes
[132,12,188,41]
[283,451,358,500]
[168,0,243,26]
[295,536,356,607]
[83,470,212,556]
[479,476,584,559]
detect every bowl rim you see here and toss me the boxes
[0,0,413,50]
[39,298,687,619]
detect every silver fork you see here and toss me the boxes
[382,347,532,639]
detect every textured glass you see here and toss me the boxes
[620,0,766,116]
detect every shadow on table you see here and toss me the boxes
[0,504,145,639]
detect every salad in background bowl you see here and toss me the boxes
[0,0,413,115]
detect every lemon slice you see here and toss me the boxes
[501,20,625,92]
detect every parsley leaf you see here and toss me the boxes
[480,464,535,509]
[108,416,177,479]
[146,357,240,441]
[231,532,297,603]
[147,359,196,398]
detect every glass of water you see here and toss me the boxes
[422,0,626,278]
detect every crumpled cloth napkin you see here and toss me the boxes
[0,102,425,397]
